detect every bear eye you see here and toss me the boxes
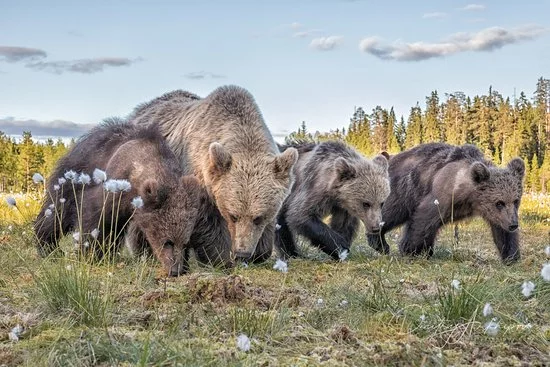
[163,240,174,249]
[253,216,264,226]
[229,214,238,223]
[495,201,505,210]
[363,202,371,209]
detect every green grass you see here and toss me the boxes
[0,193,549,365]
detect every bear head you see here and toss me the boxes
[206,142,298,259]
[331,153,391,234]
[133,175,203,276]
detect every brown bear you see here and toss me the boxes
[366,142,525,263]
[34,118,232,276]
[128,86,298,262]
[276,141,391,260]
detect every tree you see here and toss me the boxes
[423,91,443,143]
[404,103,423,149]
[285,121,314,144]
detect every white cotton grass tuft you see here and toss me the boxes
[93,168,107,184]
[451,279,461,290]
[53,184,60,191]
[44,209,52,217]
[316,298,324,306]
[5,196,16,207]
[91,228,99,239]
[434,199,440,205]
[78,173,91,185]
[8,324,24,341]
[64,170,79,182]
[339,249,349,262]
[116,179,132,192]
[483,303,493,317]
[103,179,119,193]
[541,263,550,282]
[339,299,349,307]
[273,259,288,273]
[275,223,281,230]
[545,246,550,256]
[59,198,66,204]
[58,177,66,185]
[32,173,44,183]
[131,196,144,209]
[236,334,251,352]
[48,203,55,210]
[72,232,80,242]
[379,221,385,228]
[521,281,535,298]
[484,319,500,336]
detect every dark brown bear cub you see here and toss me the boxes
[277,141,390,260]
[367,142,525,263]
[34,119,231,276]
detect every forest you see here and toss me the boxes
[1,77,549,193]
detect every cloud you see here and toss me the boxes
[293,29,322,38]
[460,4,486,11]
[310,36,344,51]
[0,46,47,63]
[0,117,96,138]
[26,57,142,74]
[423,12,447,19]
[359,25,547,61]
[183,71,226,80]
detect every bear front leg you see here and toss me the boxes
[123,222,153,258]
[490,223,520,263]
[329,207,359,249]
[399,199,442,257]
[249,222,275,263]
[275,211,300,259]
[297,216,348,260]
[366,232,390,254]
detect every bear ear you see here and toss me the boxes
[373,153,389,170]
[273,147,298,179]
[334,157,356,181]
[208,142,232,177]
[507,158,525,178]
[139,179,168,209]
[470,162,490,184]
[380,151,391,160]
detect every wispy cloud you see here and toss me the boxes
[460,4,486,11]
[0,117,95,137]
[359,25,547,62]
[183,71,226,80]
[0,46,47,62]
[310,36,344,51]
[293,29,322,38]
[26,57,142,74]
[423,12,447,19]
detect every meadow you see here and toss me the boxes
[0,192,549,366]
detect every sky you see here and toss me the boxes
[1,0,549,142]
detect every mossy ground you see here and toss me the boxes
[0,193,549,366]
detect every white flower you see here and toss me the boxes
[83,241,90,248]
[5,196,16,207]
[434,199,440,206]
[66,265,72,271]
[131,196,144,209]
[116,179,132,192]
[32,173,44,183]
[541,263,550,282]
[419,314,426,322]
[379,221,385,227]
[545,246,550,256]
[275,223,281,230]
[316,298,324,306]
[7,225,12,231]
[48,203,55,209]
[339,249,349,262]
[523,323,532,330]
[451,279,461,290]
[273,259,288,273]
[58,177,66,185]
[64,170,79,182]
[72,232,80,242]
[483,303,493,317]
[44,209,52,217]
[93,168,107,184]
[91,228,99,239]
[241,261,249,268]
[236,334,251,352]
[339,300,349,307]
[521,281,535,297]
[22,231,26,235]
[484,319,500,336]
[104,179,119,193]
[78,173,91,185]
[8,324,23,341]
[25,203,30,207]
[53,184,60,191]
[59,198,66,204]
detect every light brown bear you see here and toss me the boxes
[367,142,525,263]
[276,141,391,260]
[128,86,298,262]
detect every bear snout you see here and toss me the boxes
[508,224,519,232]
[168,263,188,277]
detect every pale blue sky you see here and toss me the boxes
[1,0,549,141]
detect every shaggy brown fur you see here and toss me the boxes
[34,119,231,276]
[129,86,298,262]
[367,142,525,263]
[277,141,390,260]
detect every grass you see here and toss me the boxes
[0,193,549,366]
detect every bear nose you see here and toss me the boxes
[508,224,518,232]
[235,251,253,259]
[370,227,381,234]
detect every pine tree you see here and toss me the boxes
[396,116,407,150]
[423,91,443,142]
[386,107,401,153]
[404,104,423,148]
[529,154,541,192]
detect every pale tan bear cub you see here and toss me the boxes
[276,141,391,260]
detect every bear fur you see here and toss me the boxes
[34,119,232,276]
[128,86,299,262]
[366,142,525,263]
[276,141,391,260]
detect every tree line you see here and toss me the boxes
[286,77,550,193]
